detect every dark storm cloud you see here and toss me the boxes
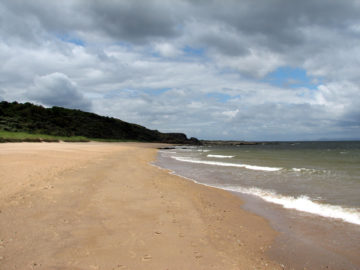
[340,109,360,128]
[2,0,360,53]
[199,29,250,56]
[0,1,86,45]
[187,0,360,52]
[0,0,182,45]
[84,0,182,43]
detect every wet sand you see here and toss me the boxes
[241,193,360,270]
[0,142,281,270]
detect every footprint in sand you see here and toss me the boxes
[194,251,203,259]
[115,265,127,269]
[141,254,152,261]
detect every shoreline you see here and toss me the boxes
[240,192,360,270]
[0,142,281,269]
[156,147,360,270]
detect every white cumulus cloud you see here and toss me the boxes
[28,72,91,111]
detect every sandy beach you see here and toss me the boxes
[0,142,281,269]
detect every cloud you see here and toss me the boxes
[1,0,360,140]
[222,109,239,119]
[85,0,182,44]
[0,0,183,44]
[153,42,182,58]
[28,72,92,111]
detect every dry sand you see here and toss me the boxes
[0,142,281,269]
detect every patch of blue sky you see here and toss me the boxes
[104,89,139,99]
[57,34,85,46]
[150,51,164,58]
[264,66,320,89]
[183,45,205,57]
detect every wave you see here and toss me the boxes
[291,167,328,175]
[171,156,282,172]
[207,154,234,158]
[221,186,360,225]
[158,151,177,154]
[198,149,211,152]
[177,149,194,152]
[152,162,360,226]
[292,168,310,172]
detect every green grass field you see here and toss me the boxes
[0,130,90,143]
[0,130,140,143]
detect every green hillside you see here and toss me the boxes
[0,101,200,144]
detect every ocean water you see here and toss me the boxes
[155,141,360,226]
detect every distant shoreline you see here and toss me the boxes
[201,140,260,145]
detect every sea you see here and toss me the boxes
[155,141,360,269]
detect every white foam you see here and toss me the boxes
[171,156,282,172]
[207,154,234,158]
[151,162,360,226]
[158,150,177,154]
[291,167,328,174]
[222,186,360,225]
[292,167,316,172]
[198,149,211,152]
[177,149,194,152]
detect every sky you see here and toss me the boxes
[1,0,360,141]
